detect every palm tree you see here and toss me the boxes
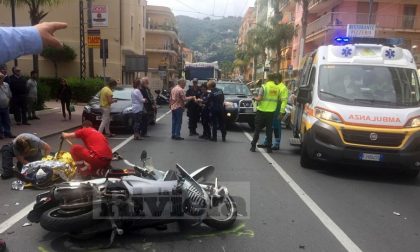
[245,25,272,80]
[0,0,61,72]
[294,0,310,65]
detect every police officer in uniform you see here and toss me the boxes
[207,80,226,142]
[257,73,288,150]
[199,83,211,139]
[186,78,202,136]
[250,73,280,153]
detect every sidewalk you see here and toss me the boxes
[0,100,83,145]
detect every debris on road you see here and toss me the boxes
[6,231,14,235]
[15,202,19,206]
[299,244,305,250]
[11,180,24,191]
[393,212,401,216]
[22,223,32,227]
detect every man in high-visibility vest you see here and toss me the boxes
[250,73,280,153]
[257,73,289,150]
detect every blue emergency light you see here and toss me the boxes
[335,37,350,43]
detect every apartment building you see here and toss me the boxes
[145,5,181,91]
[0,0,147,82]
[279,0,420,69]
[236,7,256,81]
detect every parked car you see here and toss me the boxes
[82,86,157,130]
[217,81,256,129]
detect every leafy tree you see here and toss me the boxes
[0,0,62,72]
[41,44,76,78]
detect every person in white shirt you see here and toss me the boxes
[131,79,146,140]
[0,73,14,139]
[26,70,39,120]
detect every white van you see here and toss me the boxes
[291,38,420,177]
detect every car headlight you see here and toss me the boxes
[315,108,342,123]
[224,102,238,109]
[84,106,91,113]
[405,117,420,128]
[123,107,133,114]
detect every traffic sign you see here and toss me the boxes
[87,29,101,48]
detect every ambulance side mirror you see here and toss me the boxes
[297,87,312,104]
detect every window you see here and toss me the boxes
[403,5,417,29]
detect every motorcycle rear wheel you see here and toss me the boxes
[203,194,237,230]
[40,207,94,233]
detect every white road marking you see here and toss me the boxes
[0,202,35,234]
[243,131,362,252]
[0,110,172,234]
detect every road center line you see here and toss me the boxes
[0,110,171,234]
[243,131,362,252]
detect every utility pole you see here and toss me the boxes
[87,0,94,78]
[79,0,86,79]
[11,0,17,66]
[368,0,374,24]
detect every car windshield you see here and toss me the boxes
[319,65,420,108]
[94,87,132,100]
[217,83,251,95]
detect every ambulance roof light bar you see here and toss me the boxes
[334,37,404,47]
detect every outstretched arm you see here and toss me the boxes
[0,22,67,64]
[62,132,76,139]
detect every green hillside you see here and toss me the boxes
[176,15,242,74]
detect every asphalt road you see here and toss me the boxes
[1,108,420,252]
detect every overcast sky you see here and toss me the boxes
[146,0,255,18]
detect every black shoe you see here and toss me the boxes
[171,136,176,139]
[1,173,13,180]
[23,122,31,125]
[175,137,184,140]
[257,144,268,148]
[199,135,209,139]
[250,144,256,152]
[210,138,217,142]
[271,146,280,150]
[267,148,272,153]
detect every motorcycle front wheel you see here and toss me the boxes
[203,194,237,230]
[40,207,94,233]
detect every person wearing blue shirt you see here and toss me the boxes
[0,22,68,64]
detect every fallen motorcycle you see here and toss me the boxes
[27,151,237,247]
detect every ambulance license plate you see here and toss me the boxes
[360,153,382,162]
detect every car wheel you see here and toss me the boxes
[403,169,420,178]
[300,137,315,169]
[126,117,133,130]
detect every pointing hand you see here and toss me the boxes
[35,22,68,48]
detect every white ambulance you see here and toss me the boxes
[291,38,420,177]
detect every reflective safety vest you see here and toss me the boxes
[257,81,279,112]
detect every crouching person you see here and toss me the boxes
[62,120,112,178]
[1,133,52,179]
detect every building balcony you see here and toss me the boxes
[146,27,178,40]
[146,48,178,56]
[146,23,178,34]
[306,12,420,39]
[308,0,341,14]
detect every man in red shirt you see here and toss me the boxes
[62,120,112,177]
